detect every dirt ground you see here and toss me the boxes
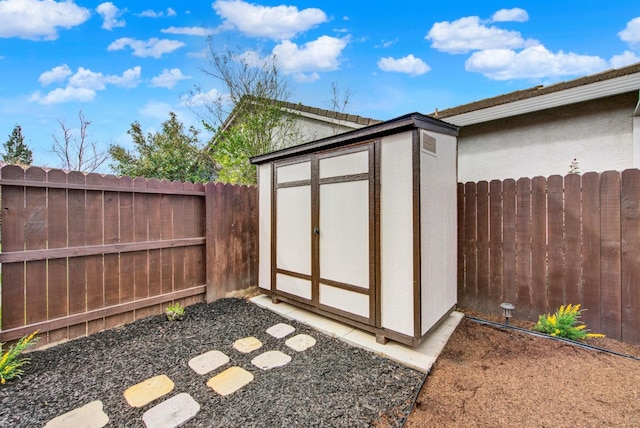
[404,311,640,428]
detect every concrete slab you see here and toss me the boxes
[249,297,299,317]
[124,374,175,408]
[285,334,317,352]
[250,294,464,373]
[233,336,263,354]
[142,393,200,428]
[251,350,292,370]
[44,400,109,428]
[207,366,254,396]
[266,323,295,339]
[188,350,230,375]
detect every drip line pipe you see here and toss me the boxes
[398,314,640,428]
[465,316,640,361]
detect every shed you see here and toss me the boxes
[250,112,459,346]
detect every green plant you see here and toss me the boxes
[165,303,185,321]
[568,158,580,175]
[0,331,39,384]
[533,304,605,341]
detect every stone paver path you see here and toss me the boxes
[44,321,317,426]
[251,350,292,370]
[233,336,263,353]
[207,366,255,396]
[124,374,175,408]
[44,400,109,428]
[188,350,230,375]
[142,393,200,428]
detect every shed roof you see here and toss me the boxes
[250,112,458,165]
[434,62,640,126]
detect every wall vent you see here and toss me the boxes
[421,131,437,156]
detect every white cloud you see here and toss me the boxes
[39,64,72,86]
[272,36,348,74]
[378,54,430,76]
[426,16,531,54]
[182,88,222,107]
[187,48,209,59]
[619,17,640,45]
[96,2,126,30]
[107,37,185,58]
[0,0,90,40]
[212,0,327,40]
[31,66,141,104]
[610,50,640,68]
[150,68,191,89]
[161,26,213,36]
[167,7,176,16]
[139,7,178,18]
[30,87,95,105]
[492,8,528,23]
[465,45,608,80]
[292,72,320,83]
[375,38,398,49]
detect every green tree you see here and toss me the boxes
[3,125,33,166]
[190,41,303,184]
[109,112,214,183]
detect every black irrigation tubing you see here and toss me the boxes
[465,316,640,362]
[399,368,430,428]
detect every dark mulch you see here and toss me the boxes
[0,298,423,427]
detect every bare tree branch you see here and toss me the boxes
[52,110,109,173]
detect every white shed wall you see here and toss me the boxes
[258,164,272,290]
[420,132,458,334]
[457,93,636,183]
[380,131,414,336]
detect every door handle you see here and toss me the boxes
[314,227,320,235]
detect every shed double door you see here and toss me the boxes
[273,143,376,326]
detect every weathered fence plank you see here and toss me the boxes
[488,180,503,311]
[621,169,640,344]
[516,178,532,320]
[600,171,622,340]
[502,179,517,305]
[530,176,547,316]
[564,173,582,306]
[476,181,490,313]
[581,172,601,331]
[547,175,564,310]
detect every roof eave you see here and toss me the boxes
[444,73,640,126]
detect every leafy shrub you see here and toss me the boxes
[165,302,185,321]
[0,331,39,384]
[533,304,604,341]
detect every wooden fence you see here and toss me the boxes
[0,165,257,346]
[458,169,640,344]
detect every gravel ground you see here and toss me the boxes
[0,298,423,427]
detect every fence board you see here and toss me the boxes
[488,180,503,312]
[476,181,490,312]
[85,173,104,320]
[600,171,622,340]
[1,166,26,330]
[502,179,517,305]
[172,181,186,291]
[160,186,174,295]
[25,167,47,326]
[67,171,87,339]
[581,172,601,331]
[147,179,162,300]
[119,176,135,306]
[547,175,564,310]
[133,178,149,320]
[621,169,640,344]
[462,182,477,310]
[516,178,532,320]
[564,173,582,306]
[530,176,547,316]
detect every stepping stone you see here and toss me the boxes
[188,350,230,375]
[266,323,295,339]
[285,334,317,352]
[251,350,292,370]
[233,336,262,353]
[124,374,174,408]
[207,366,254,396]
[142,393,200,428]
[44,400,109,428]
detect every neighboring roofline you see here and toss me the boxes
[435,62,640,126]
[250,112,458,164]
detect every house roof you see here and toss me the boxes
[250,112,458,165]
[434,62,640,126]
[278,100,383,127]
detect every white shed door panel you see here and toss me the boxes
[319,284,369,318]
[276,185,311,275]
[319,180,369,288]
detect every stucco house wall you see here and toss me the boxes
[457,92,637,183]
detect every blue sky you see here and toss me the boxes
[1,0,639,171]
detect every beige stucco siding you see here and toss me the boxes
[457,92,636,183]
